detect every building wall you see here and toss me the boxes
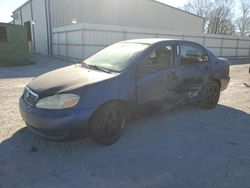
[31,0,48,55]
[50,0,204,33]
[13,0,205,56]
[13,0,49,55]
[11,0,250,61]
[13,9,22,25]
[52,23,250,60]
[21,3,32,23]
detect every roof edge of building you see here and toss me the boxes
[14,0,205,21]
[148,0,205,20]
[13,0,30,13]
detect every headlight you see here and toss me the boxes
[36,94,80,110]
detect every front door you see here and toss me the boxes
[136,43,179,113]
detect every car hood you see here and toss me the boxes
[28,65,116,97]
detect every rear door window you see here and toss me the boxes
[179,43,209,66]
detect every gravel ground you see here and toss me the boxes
[0,55,249,188]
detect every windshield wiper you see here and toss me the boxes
[81,62,113,74]
[81,61,91,68]
[90,65,113,74]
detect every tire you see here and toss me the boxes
[88,102,127,145]
[200,81,221,109]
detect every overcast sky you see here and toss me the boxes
[0,0,189,23]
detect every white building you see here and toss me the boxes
[12,0,250,59]
[12,0,205,57]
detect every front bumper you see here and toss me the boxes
[19,97,96,140]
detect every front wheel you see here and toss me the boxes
[200,81,221,109]
[88,102,127,145]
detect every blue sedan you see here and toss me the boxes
[20,39,230,145]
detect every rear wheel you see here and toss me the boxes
[88,102,127,145]
[200,81,221,109]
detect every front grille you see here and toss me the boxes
[23,87,39,106]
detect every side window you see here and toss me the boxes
[0,26,7,41]
[142,45,174,70]
[179,43,209,66]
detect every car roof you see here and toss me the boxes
[122,38,202,46]
[122,38,178,45]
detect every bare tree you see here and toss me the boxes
[207,9,235,34]
[183,0,236,35]
[236,0,250,36]
[183,0,213,18]
[206,0,236,35]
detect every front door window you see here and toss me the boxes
[141,45,174,70]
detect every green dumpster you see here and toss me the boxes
[0,23,29,66]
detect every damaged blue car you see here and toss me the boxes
[19,39,230,145]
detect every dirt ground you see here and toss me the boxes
[0,55,249,188]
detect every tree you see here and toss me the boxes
[183,0,213,18]
[235,0,250,36]
[207,4,236,34]
[207,0,236,35]
[183,0,236,35]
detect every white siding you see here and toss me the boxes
[52,23,250,60]
[13,0,49,55]
[21,3,32,23]
[50,0,204,33]
[15,0,250,59]
[205,38,222,47]
[223,39,238,48]
[13,0,205,56]
[14,9,22,25]
[183,36,204,45]
[32,0,48,55]
[239,40,250,48]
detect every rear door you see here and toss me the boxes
[173,41,212,97]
